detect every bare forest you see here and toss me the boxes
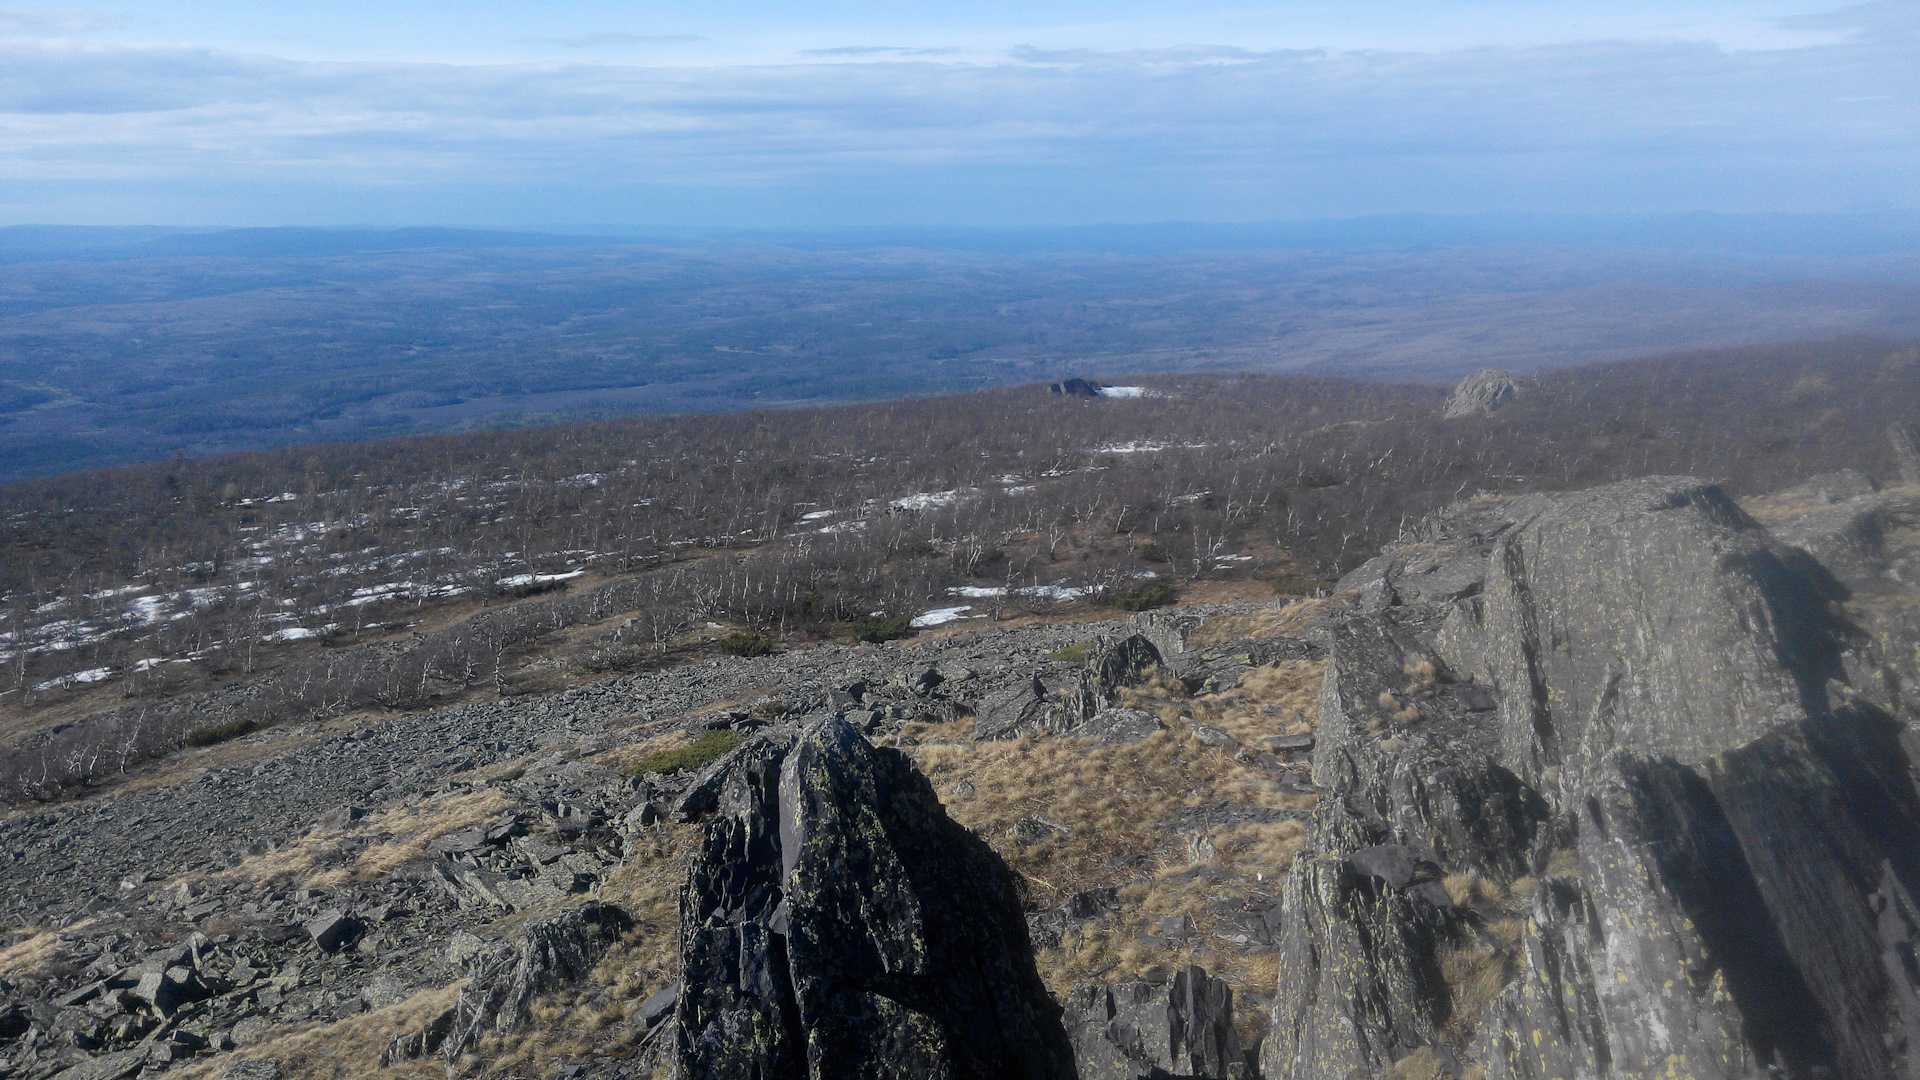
[1,337,1913,802]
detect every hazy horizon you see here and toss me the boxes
[2,1,1914,227]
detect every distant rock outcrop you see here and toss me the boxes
[673,715,1075,1079]
[1050,378,1106,398]
[1442,368,1520,418]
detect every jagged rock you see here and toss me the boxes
[382,901,632,1065]
[1442,368,1519,418]
[1488,712,1920,1079]
[130,965,207,1017]
[1067,965,1242,1079]
[1436,476,1845,804]
[1892,422,1920,486]
[1261,852,1459,1079]
[974,674,1094,741]
[638,981,678,1030]
[302,910,361,953]
[1089,634,1163,699]
[974,634,1159,742]
[1130,609,1203,662]
[671,732,796,822]
[673,715,1075,1079]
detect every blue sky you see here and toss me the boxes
[0,1,1912,226]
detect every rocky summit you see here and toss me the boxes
[3,469,1919,1079]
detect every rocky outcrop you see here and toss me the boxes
[383,901,632,1064]
[1442,369,1520,418]
[1261,847,1460,1078]
[1261,474,1920,1079]
[1068,965,1243,1079]
[974,633,1164,741]
[673,715,1074,1079]
[1436,476,1845,803]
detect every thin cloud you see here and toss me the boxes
[0,8,119,37]
[802,45,959,58]
[525,32,704,50]
[0,27,1910,218]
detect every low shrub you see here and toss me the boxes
[1111,580,1176,611]
[629,730,743,776]
[185,717,257,748]
[852,615,914,643]
[717,631,776,658]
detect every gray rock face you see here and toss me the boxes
[673,715,1075,1079]
[1443,368,1520,418]
[1068,965,1242,1079]
[1261,849,1459,1079]
[1490,714,1920,1080]
[1437,476,1843,804]
[1261,473,1920,1079]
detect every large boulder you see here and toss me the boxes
[673,715,1075,1079]
[1436,476,1845,804]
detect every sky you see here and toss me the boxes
[0,1,1913,227]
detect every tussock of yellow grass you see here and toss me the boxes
[1187,599,1329,648]
[1438,939,1511,1039]
[213,787,514,890]
[172,984,461,1080]
[347,788,516,884]
[0,922,89,977]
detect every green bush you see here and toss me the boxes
[717,631,776,657]
[1111,579,1176,611]
[1049,642,1092,664]
[1135,541,1172,564]
[630,730,743,776]
[852,615,914,643]
[185,717,257,748]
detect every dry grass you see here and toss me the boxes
[1187,599,1329,648]
[171,984,460,1080]
[210,787,514,890]
[346,789,516,884]
[901,656,1326,1004]
[472,824,696,1079]
[0,921,90,977]
[1438,939,1511,1040]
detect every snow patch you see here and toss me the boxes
[890,489,969,512]
[34,666,113,692]
[495,569,587,588]
[910,606,977,629]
